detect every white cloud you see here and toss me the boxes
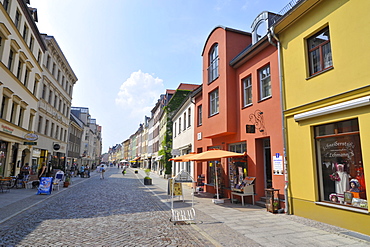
[115,70,165,118]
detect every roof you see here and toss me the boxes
[201,26,251,56]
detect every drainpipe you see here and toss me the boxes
[268,26,290,215]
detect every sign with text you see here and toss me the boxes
[273,154,283,175]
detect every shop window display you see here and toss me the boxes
[315,119,367,209]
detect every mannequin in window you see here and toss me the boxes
[334,162,349,202]
[349,179,360,193]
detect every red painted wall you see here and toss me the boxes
[194,26,285,203]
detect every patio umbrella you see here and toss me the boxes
[187,150,246,203]
[169,153,197,162]
[187,149,246,162]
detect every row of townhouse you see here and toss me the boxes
[108,84,199,173]
[108,0,369,234]
[0,0,102,180]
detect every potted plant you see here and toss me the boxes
[63,175,71,187]
[144,169,152,185]
[272,199,279,213]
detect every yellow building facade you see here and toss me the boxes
[274,0,370,234]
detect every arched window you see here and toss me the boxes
[208,44,219,83]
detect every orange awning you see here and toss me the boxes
[187,150,246,162]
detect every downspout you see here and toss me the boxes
[268,26,290,215]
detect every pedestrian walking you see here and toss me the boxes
[122,166,126,175]
[85,165,90,178]
[100,165,106,179]
[80,165,85,178]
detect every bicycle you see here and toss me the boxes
[8,174,27,189]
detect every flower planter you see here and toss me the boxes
[63,181,70,187]
[144,178,152,185]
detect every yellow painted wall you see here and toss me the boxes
[278,0,370,235]
[280,0,370,111]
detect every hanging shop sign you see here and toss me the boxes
[24,133,39,141]
[53,143,60,151]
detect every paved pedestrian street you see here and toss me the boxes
[0,168,369,246]
[0,170,217,246]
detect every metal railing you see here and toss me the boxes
[271,0,305,24]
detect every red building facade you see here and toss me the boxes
[194,12,285,206]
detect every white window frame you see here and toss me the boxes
[242,76,252,107]
[259,65,271,100]
[209,88,219,116]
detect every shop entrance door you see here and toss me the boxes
[263,139,272,188]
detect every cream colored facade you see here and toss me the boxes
[171,96,194,177]
[274,0,370,235]
[0,0,45,177]
[35,34,77,171]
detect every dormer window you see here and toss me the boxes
[251,11,269,44]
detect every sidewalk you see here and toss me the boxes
[133,168,370,246]
[0,171,90,224]
[1,167,369,246]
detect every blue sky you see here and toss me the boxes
[31,0,290,153]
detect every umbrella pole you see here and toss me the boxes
[215,164,219,199]
[212,162,224,204]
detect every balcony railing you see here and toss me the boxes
[271,0,305,24]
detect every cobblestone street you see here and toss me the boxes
[0,169,218,246]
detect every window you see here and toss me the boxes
[48,90,52,104]
[17,107,24,127]
[57,70,60,82]
[58,99,62,112]
[37,50,41,64]
[174,122,177,137]
[183,112,186,130]
[307,27,332,76]
[9,102,16,124]
[209,88,219,116]
[3,0,9,12]
[50,123,54,138]
[33,79,39,96]
[197,105,202,126]
[15,10,21,30]
[0,35,5,60]
[52,63,56,76]
[0,96,8,119]
[242,76,252,107]
[22,24,28,41]
[188,108,191,127]
[44,120,49,135]
[60,127,63,140]
[208,44,219,83]
[259,65,271,100]
[29,36,34,51]
[42,84,46,99]
[315,119,366,209]
[55,125,59,139]
[46,55,50,69]
[16,60,23,80]
[8,49,14,71]
[24,68,30,87]
[54,95,57,108]
[37,116,43,133]
[179,117,181,134]
[28,114,34,131]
